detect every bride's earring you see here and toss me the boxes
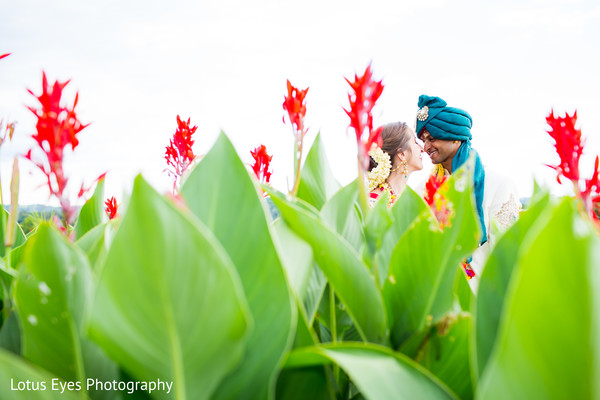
[392,156,408,178]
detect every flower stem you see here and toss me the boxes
[291,137,303,197]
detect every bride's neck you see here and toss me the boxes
[387,171,409,195]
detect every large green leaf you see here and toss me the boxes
[74,179,106,240]
[321,180,364,250]
[383,162,480,347]
[410,314,473,400]
[0,207,27,258]
[284,343,457,399]
[272,218,313,307]
[471,192,551,379]
[89,176,251,400]
[296,133,341,210]
[180,133,295,400]
[375,187,429,283]
[276,366,332,400]
[477,199,600,399]
[269,190,388,344]
[0,310,21,354]
[75,221,115,275]
[14,224,118,400]
[0,348,80,399]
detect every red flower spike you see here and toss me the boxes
[0,53,10,60]
[105,197,119,220]
[581,155,600,219]
[424,173,448,206]
[545,110,583,184]
[424,173,453,229]
[250,145,273,184]
[283,80,309,137]
[461,262,476,280]
[25,71,89,226]
[165,115,197,193]
[344,64,384,168]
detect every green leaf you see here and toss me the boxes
[89,176,252,400]
[285,343,457,400]
[0,311,21,355]
[0,348,80,399]
[75,222,114,275]
[384,162,480,347]
[181,133,295,400]
[272,218,313,307]
[14,224,118,399]
[471,192,551,379]
[375,187,428,286]
[269,190,388,344]
[297,133,341,210]
[413,314,473,400]
[321,180,364,250]
[74,179,106,240]
[276,366,332,400]
[363,189,392,256]
[477,199,600,399]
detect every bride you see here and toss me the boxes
[368,122,424,206]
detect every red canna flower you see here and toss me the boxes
[0,53,10,60]
[592,194,600,223]
[545,110,583,184]
[165,115,197,193]
[424,172,452,229]
[250,145,272,185]
[25,71,89,226]
[344,63,384,168]
[105,196,119,220]
[461,261,475,280]
[582,155,600,221]
[424,173,448,206]
[283,80,309,197]
[283,80,309,138]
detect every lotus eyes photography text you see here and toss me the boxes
[10,378,174,395]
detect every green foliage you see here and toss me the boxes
[384,161,480,348]
[0,131,598,400]
[89,176,252,400]
[284,343,458,399]
[477,198,600,399]
[181,133,295,400]
[14,224,119,399]
[296,133,341,210]
[74,179,106,240]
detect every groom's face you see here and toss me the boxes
[420,130,459,165]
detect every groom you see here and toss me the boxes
[415,95,520,291]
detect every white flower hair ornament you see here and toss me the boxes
[367,143,392,191]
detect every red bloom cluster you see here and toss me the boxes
[424,173,448,206]
[105,196,119,220]
[283,80,308,137]
[546,110,600,224]
[424,173,452,228]
[25,72,88,226]
[583,156,600,223]
[546,110,583,184]
[250,145,272,184]
[344,64,384,168]
[165,115,197,192]
[461,261,475,280]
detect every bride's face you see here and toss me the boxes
[405,130,424,173]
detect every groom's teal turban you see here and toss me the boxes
[416,95,487,245]
[416,95,472,141]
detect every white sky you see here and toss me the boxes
[1,0,599,206]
